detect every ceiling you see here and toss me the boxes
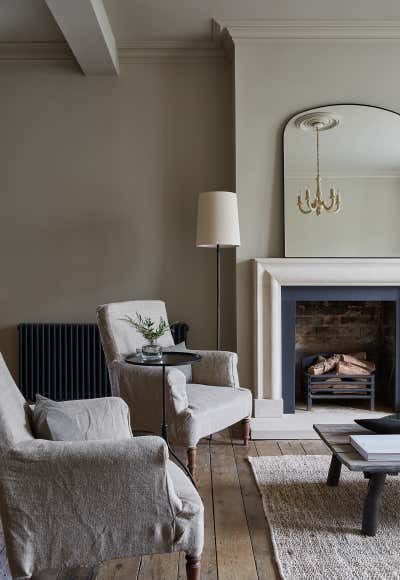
[4,0,400,43]
[0,0,62,41]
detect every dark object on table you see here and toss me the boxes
[355,414,400,434]
[125,351,201,485]
[302,353,375,411]
[170,321,190,345]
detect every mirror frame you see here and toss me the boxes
[283,102,400,258]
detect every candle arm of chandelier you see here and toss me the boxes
[322,197,335,211]
[297,191,313,214]
[331,192,341,213]
[322,188,341,212]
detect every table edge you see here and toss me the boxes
[314,423,400,472]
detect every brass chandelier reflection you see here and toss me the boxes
[296,113,341,216]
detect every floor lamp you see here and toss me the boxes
[196,191,241,350]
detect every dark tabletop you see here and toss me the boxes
[125,351,201,367]
[314,423,400,471]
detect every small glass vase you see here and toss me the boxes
[142,341,162,360]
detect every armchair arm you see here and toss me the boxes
[109,360,189,435]
[191,350,240,388]
[0,437,182,578]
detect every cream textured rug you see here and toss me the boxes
[249,455,400,580]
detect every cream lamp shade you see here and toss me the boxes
[196,191,241,248]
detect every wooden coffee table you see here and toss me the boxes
[314,423,400,536]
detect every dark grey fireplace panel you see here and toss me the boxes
[281,286,400,414]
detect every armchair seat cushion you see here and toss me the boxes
[183,384,252,447]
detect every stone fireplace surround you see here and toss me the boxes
[252,259,400,437]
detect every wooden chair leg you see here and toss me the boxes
[186,555,201,580]
[242,417,250,446]
[187,447,197,477]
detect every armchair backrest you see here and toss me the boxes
[0,353,33,447]
[96,300,174,364]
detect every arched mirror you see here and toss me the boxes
[284,104,400,257]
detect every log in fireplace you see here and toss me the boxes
[301,353,376,411]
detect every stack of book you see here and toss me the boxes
[350,434,400,461]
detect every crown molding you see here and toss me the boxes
[118,40,226,63]
[286,172,400,179]
[0,42,74,62]
[0,40,227,64]
[3,22,400,64]
[214,19,400,41]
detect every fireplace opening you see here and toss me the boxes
[295,301,396,410]
[295,301,395,411]
[281,287,400,415]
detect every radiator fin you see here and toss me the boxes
[18,323,111,402]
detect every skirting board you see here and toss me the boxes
[254,398,284,418]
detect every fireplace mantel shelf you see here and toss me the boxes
[254,258,400,286]
[253,258,400,433]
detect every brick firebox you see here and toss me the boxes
[295,301,396,406]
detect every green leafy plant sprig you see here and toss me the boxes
[122,312,175,343]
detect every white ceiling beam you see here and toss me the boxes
[44,0,119,75]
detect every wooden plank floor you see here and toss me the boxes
[0,431,329,579]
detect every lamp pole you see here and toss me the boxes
[216,244,221,350]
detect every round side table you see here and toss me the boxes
[125,351,201,484]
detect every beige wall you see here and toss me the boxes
[0,59,235,378]
[234,40,400,389]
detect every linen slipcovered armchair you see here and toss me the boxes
[0,353,203,580]
[96,300,252,475]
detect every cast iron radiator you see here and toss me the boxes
[18,322,189,402]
